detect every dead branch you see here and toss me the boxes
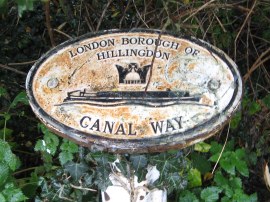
[0,63,27,76]
[44,0,55,47]
[96,0,113,31]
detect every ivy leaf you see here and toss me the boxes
[220,153,236,176]
[16,0,34,17]
[59,151,73,165]
[0,140,19,171]
[210,141,222,155]
[214,171,233,198]
[93,155,112,191]
[0,86,7,97]
[248,101,261,115]
[194,142,211,153]
[262,94,270,109]
[64,161,88,182]
[232,189,257,202]
[179,190,199,202]
[35,125,59,155]
[234,160,249,177]
[2,182,28,202]
[230,111,242,129]
[230,177,242,190]
[201,186,222,202]
[130,155,148,181]
[167,172,182,193]
[150,152,188,193]
[60,139,78,153]
[188,168,201,188]
[150,153,179,181]
[10,91,29,108]
[0,193,5,202]
[0,163,9,186]
[130,155,148,172]
[190,153,211,174]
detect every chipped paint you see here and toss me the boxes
[26,29,242,153]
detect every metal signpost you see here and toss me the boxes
[26,29,242,201]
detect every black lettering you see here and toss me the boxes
[128,123,137,135]
[115,123,126,135]
[103,121,115,134]
[192,49,200,56]
[130,49,138,57]
[83,44,92,52]
[146,50,153,57]
[100,40,107,47]
[90,119,100,131]
[173,116,182,129]
[166,119,176,132]
[171,42,179,50]
[130,38,137,44]
[97,52,106,60]
[163,52,170,60]
[138,37,145,45]
[77,47,84,54]
[185,47,200,56]
[122,37,129,45]
[150,121,164,134]
[107,38,115,46]
[92,42,99,49]
[162,40,170,48]
[80,116,91,128]
[155,50,161,58]
[146,38,154,45]
[138,49,145,57]
[69,50,77,58]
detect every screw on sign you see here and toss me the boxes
[26,30,242,153]
[26,29,242,201]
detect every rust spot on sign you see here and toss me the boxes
[26,29,242,153]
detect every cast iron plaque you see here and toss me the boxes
[26,29,242,153]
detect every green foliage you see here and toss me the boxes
[35,124,59,156]
[149,151,188,194]
[1,0,270,201]
[59,139,78,165]
[262,94,270,109]
[179,141,257,201]
[179,190,199,202]
[64,161,89,182]
[1,183,28,202]
[187,168,201,188]
[0,0,36,16]
[194,142,211,153]
[0,90,29,201]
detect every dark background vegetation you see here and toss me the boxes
[0,0,270,201]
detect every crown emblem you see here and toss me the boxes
[115,63,151,84]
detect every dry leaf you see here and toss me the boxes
[263,161,270,191]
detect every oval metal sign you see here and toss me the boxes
[26,29,242,153]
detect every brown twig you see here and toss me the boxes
[0,63,27,76]
[8,60,36,66]
[96,0,113,31]
[44,0,56,47]
[243,47,270,82]
[84,3,95,32]
[172,3,252,22]
[77,0,83,36]
[133,0,149,28]
[119,0,131,28]
[234,0,257,60]
[183,0,216,23]
[53,28,72,39]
